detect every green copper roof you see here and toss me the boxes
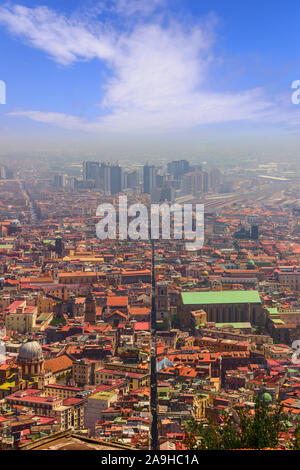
[259,392,272,403]
[266,307,279,315]
[181,290,261,305]
[216,322,252,329]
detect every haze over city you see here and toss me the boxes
[1,0,300,161]
[1,0,300,458]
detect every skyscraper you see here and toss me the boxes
[167,160,190,179]
[83,161,99,181]
[53,174,66,188]
[202,170,209,193]
[124,170,138,190]
[143,164,157,194]
[110,165,123,195]
[210,168,222,191]
[99,163,111,194]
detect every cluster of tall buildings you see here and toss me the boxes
[1,160,300,450]
[52,160,222,200]
[144,160,222,200]
[180,167,222,196]
[82,161,139,195]
[83,162,122,194]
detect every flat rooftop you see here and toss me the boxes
[181,290,261,305]
[215,322,252,329]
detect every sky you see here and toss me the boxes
[1,0,300,162]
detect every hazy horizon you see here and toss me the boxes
[1,0,300,161]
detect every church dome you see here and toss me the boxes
[259,392,272,403]
[18,340,43,363]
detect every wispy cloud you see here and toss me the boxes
[111,0,165,17]
[0,3,116,64]
[0,1,281,134]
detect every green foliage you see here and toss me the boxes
[184,398,288,450]
[50,316,66,327]
[291,423,300,450]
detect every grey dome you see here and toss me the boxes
[18,340,43,363]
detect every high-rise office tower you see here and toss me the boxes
[210,168,222,191]
[99,163,111,195]
[167,160,190,179]
[151,186,174,203]
[83,161,99,181]
[202,171,210,193]
[110,165,122,195]
[181,171,200,195]
[155,173,165,187]
[124,170,138,190]
[143,164,157,194]
[53,173,66,188]
[0,165,7,179]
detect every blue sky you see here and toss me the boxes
[0,0,300,160]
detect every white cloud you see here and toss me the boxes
[0,4,115,64]
[0,2,280,134]
[111,0,165,17]
[8,110,90,130]
[9,88,273,134]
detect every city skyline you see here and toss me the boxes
[2,1,300,455]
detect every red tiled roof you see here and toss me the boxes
[44,354,73,374]
[107,296,128,307]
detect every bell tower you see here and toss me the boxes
[84,291,96,325]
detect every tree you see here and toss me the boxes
[290,423,300,450]
[184,398,288,450]
[184,414,240,450]
[50,316,66,327]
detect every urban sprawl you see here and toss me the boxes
[0,158,299,450]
